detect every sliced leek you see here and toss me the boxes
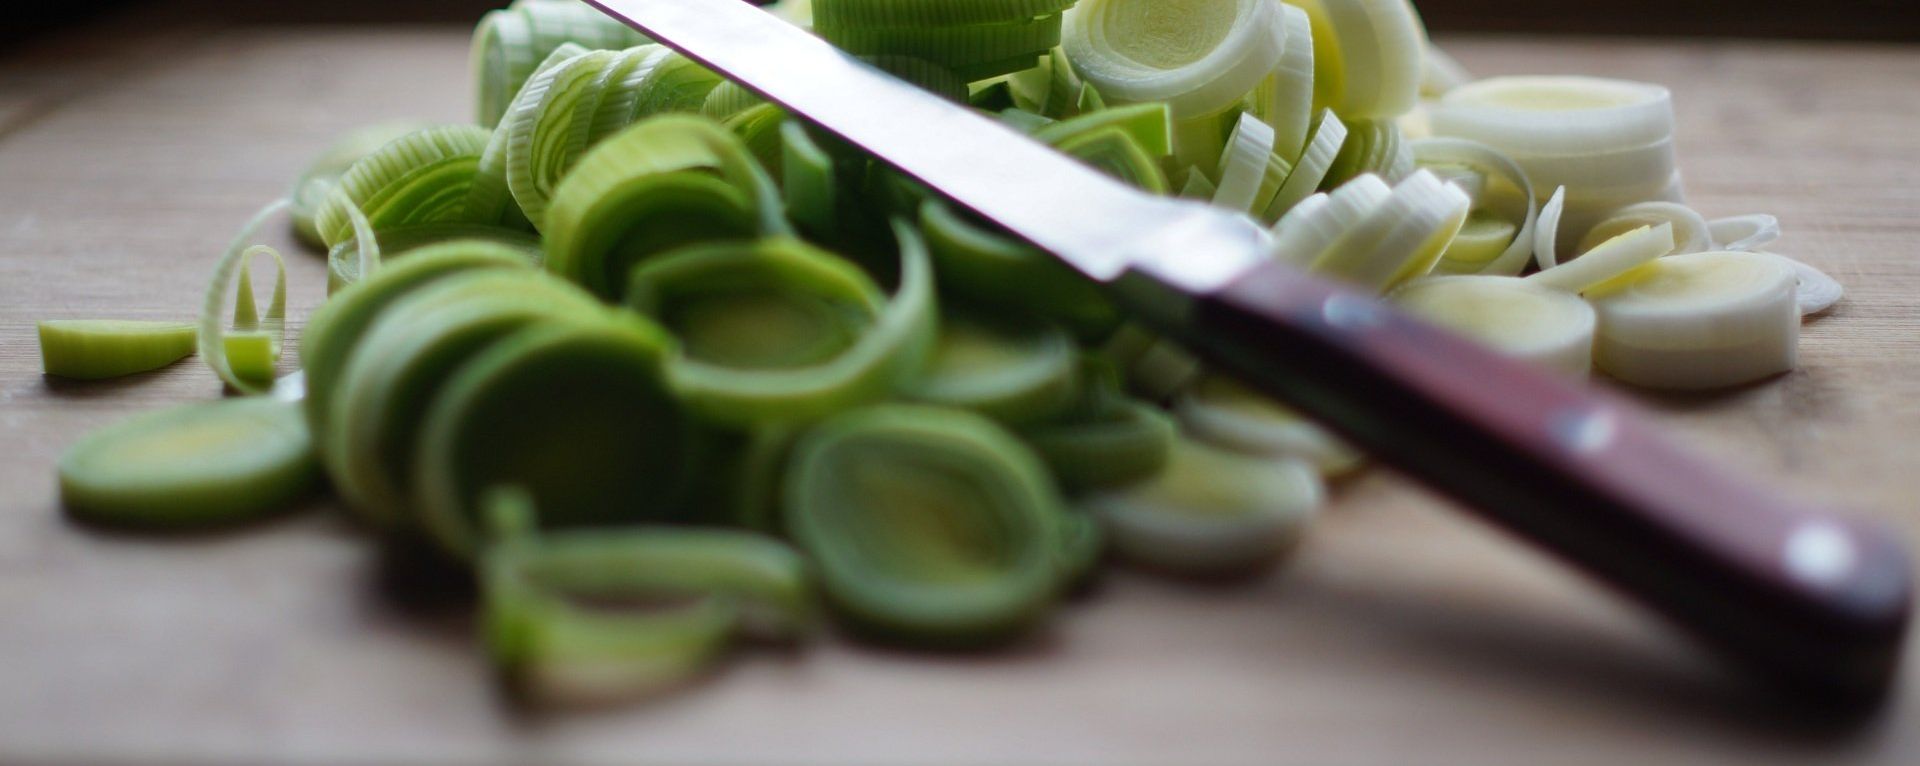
[919,200,1118,337]
[1306,169,1469,293]
[199,203,291,394]
[1269,172,1391,267]
[326,223,542,294]
[1709,213,1782,252]
[1174,375,1363,475]
[1083,440,1322,577]
[1588,250,1800,390]
[1410,136,1539,276]
[1390,275,1597,376]
[1430,75,1675,156]
[38,320,197,381]
[1255,3,1316,161]
[904,312,1080,427]
[312,126,497,248]
[415,318,708,557]
[1063,0,1285,120]
[783,405,1069,645]
[289,122,430,249]
[1262,109,1347,221]
[1212,112,1278,213]
[1759,253,1844,316]
[1529,223,1675,294]
[1294,0,1427,119]
[472,0,651,128]
[59,397,318,528]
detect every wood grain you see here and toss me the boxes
[1,17,1918,766]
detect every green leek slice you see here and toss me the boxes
[783,405,1069,645]
[812,0,1076,27]
[544,115,783,299]
[904,312,1080,426]
[780,120,838,237]
[415,318,706,557]
[1174,375,1363,475]
[38,320,197,380]
[816,14,1064,80]
[327,271,610,529]
[1023,361,1176,492]
[918,200,1118,338]
[300,241,537,446]
[326,223,542,294]
[472,0,652,128]
[59,397,319,528]
[1051,126,1169,193]
[1031,102,1173,158]
[199,203,291,394]
[1082,440,1322,577]
[625,236,932,425]
[312,126,495,248]
[289,122,430,250]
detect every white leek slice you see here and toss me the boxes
[1391,276,1596,376]
[1175,375,1363,475]
[1062,0,1285,119]
[1268,173,1391,266]
[1578,201,1711,256]
[1262,109,1347,221]
[1083,440,1322,576]
[1757,252,1844,316]
[1212,112,1278,213]
[1588,251,1799,390]
[1419,45,1473,99]
[1430,75,1675,156]
[1255,3,1316,161]
[1517,137,1676,196]
[1533,185,1567,270]
[1294,0,1428,119]
[1436,211,1515,272]
[1529,223,1674,294]
[1308,169,1470,293]
[1708,213,1782,252]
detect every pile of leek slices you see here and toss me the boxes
[40,0,1840,706]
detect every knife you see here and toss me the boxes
[582,0,1911,702]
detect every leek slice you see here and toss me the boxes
[1530,223,1675,294]
[59,397,318,528]
[1053,127,1169,193]
[626,236,933,425]
[816,15,1064,81]
[1410,137,1539,276]
[326,223,542,294]
[1436,211,1517,274]
[312,126,495,248]
[919,200,1118,337]
[38,320,197,381]
[472,0,651,128]
[1262,109,1347,220]
[545,115,782,299]
[1587,251,1799,390]
[415,318,706,557]
[1320,117,1410,188]
[1307,169,1469,292]
[1024,359,1176,491]
[328,271,609,529]
[783,405,1069,645]
[289,122,429,250]
[1391,276,1597,376]
[1082,440,1322,577]
[905,312,1080,426]
[780,120,838,237]
[502,48,629,228]
[1294,0,1427,119]
[1212,112,1277,213]
[812,0,1076,27]
[701,80,765,121]
[1174,375,1363,475]
[1254,3,1316,162]
[1032,102,1174,160]
[1431,75,1675,156]
[300,241,537,454]
[1269,173,1390,266]
[1709,213,1781,252]
[1063,0,1285,120]
[199,203,290,394]
[1758,253,1843,316]
[1533,185,1568,270]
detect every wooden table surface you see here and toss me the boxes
[3,10,1919,766]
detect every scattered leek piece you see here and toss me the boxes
[1023,359,1176,491]
[1391,275,1598,377]
[1578,201,1710,256]
[1175,375,1364,475]
[199,203,290,394]
[1587,251,1800,390]
[1529,223,1675,295]
[904,312,1080,426]
[38,320,197,380]
[59,397,319,528]
[783,405,1069,645]
[1082,440,1322,577]
[1409,136,1540,276]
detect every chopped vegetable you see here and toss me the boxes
[60,397,318,527]
[38,320,197,380]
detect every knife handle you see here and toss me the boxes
[1129,257,1911,702]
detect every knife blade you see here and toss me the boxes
[582,0,1911,702]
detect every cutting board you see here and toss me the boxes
[1,12,1917,766]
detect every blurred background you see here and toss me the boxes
[9,0,1920,43]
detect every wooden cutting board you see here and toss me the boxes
[1,12,1916,766]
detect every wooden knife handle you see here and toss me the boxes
[1136,257,1911,702]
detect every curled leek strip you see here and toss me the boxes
[328,271,610,529]
[624,236,933,426]
[1587,251,1800,390]
[416,318,709,558]
[1756,253,1843,316]
[1410,137,1539,276]
[289,122,430,250]
[199,201,291,395]
[1083,440,1323,577]
[783,405,1070,645]
[59,397,319,528]
[38,321,197,381]
[918,200,1118,338]
[544,115,782,299]
[300,241,538,451]
[1576,201,1709,256]
[311,125,498,249]
[1530,223,1675,295]
[780,120,838,237]
[1709,213,1781,252]
[1063,0,1285,120]
[1390,276,1598,377]
[1255,3,1316,162]
[1294,0,1427,119]
[1174,375,1364,476]
[1533,185,1568,270]
[1262,109,1347,221]
[904,312,1081,427]
[326,223,542,294]
[471,0,651,128]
